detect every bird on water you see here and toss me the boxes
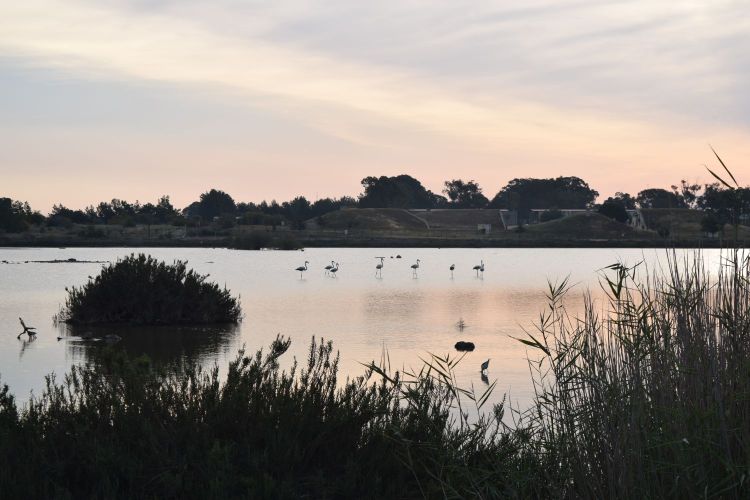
[324,260,334,275]
[450,264,455,278]
[329,262,340,277]
[481,358,490,374]
[375,257,385,277]
[411,259,420,277]
[295,261,309,279]
[473,260,485,277]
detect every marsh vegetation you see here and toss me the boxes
[1,249,748,497]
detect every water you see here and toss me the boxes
[0,247,719,411]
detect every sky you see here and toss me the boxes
[1,0,749,212]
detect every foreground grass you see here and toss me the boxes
[0,339,542,499]
[1,250,749,498]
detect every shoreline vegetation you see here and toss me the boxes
[0,208,748,250]
[3,164,749,250]
[1,249,748,497]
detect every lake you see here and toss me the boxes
[0,247,720,411]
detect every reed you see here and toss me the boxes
[519,250,750,498]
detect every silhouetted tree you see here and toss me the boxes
[671,180,702,209]
[194,189,237,219]
[598,198,629,223]
[359,175,444,208]
[697,183,750,228]
[636,188,686,209]
[490,176,598,223]
[136,195,179,224]
[50,204,91,224]
[283,196,312,229]
[612,192,636,210]
[0,198,30,232]
[442,179,489,208]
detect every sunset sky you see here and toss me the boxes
[2,0,749,212]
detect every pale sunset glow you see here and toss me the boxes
[1,0,749,210]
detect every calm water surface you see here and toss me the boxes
[0,247,720,410]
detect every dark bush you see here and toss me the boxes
[275,233,302,250]
[77,225,106,239]
[0,338,533,498]
[598,198,629,223]
[232,231,272,250]
[47,215,74,228]
[539,209,563,222]
[60,254,242,325]
[701,212,722,234]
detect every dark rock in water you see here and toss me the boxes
[396,255,402,259]
[454,341,475,351]
[67,258,77,262]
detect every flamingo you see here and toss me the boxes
[375,257,385,277]
[411,259,420,277]
[329,262,340,277]
[473,260,484,277]
[481,358,490,374]
[295,261,309,279]
[450,264,455,278]
[324,260,335,275]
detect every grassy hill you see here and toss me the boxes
[641,209,750,240]
[310,208,428,231]
[525,212,656,239]
[409,209,504,231]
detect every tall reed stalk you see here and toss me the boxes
[519,250,750,498]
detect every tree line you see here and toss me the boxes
[1,174,748,233]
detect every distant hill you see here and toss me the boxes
[308,208,428,231]
[525,212,655,239]
[309,208,507,233]
[641,208,750,239]
[310,208,656,240]
[408,209,504,232]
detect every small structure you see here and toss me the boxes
[477,223,491,235]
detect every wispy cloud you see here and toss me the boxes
[0,0,690,151]
[1,0,749,209]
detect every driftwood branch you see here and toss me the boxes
[17,317,37,339]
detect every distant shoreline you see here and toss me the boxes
[0,236,740,249]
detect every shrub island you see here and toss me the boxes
[59,253,242,325]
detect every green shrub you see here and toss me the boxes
[59,254,242,325]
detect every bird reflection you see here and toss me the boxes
[480,372,489,385]
[19,335,37,360]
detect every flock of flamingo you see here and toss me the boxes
[295,258,485,279]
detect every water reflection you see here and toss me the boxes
[58,323,240,368]
[18,335,37,360]
[0,247,725,409]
